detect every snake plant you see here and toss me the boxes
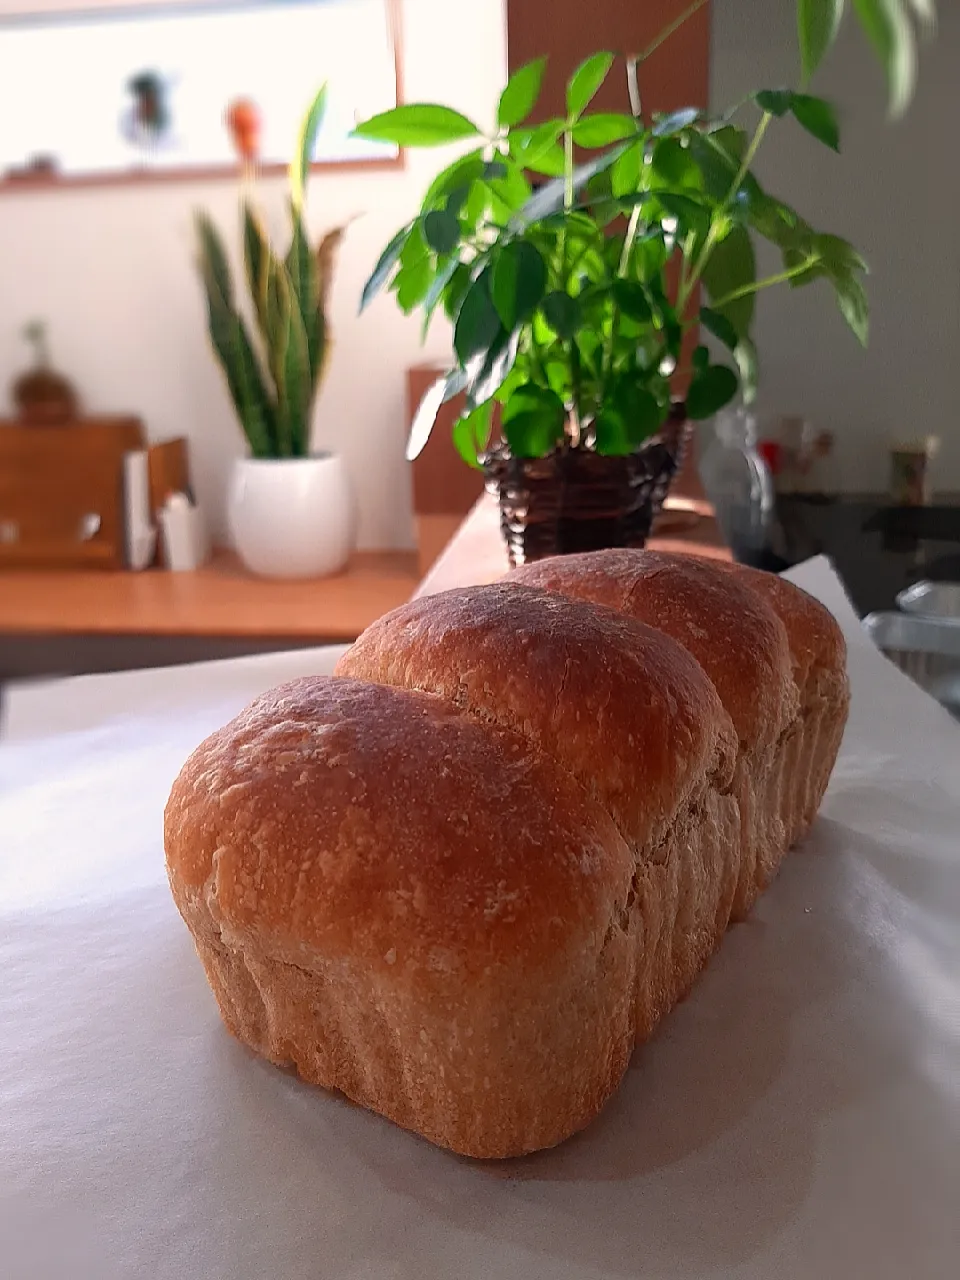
[196,86,344,459]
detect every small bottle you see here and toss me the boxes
[699,407,774,560]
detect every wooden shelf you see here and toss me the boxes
[0,549,419,642]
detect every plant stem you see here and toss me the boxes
[569,339,583,445]
[618,205,643,275]
[678,109,773,313]
[708,255,820,309]
[636,0,710,64]
[526,328,549,385]
[563,129,574,211]
[626,57,642,120]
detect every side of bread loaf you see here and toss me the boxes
[708,559,850,853]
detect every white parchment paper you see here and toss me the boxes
[2,560,958,1280]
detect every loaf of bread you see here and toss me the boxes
[164,551,849,1159]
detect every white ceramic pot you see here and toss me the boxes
[228,453,355,579]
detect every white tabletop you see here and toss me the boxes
[2,560,958,1280]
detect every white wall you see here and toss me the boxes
[710,0,960,493]
[0,0,506,549]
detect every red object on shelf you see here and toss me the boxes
[757,439,783,475]
[225,98,262,162]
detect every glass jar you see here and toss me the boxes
[699,407,775,559]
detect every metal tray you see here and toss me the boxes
[863,611,960,718]
[896,580,960,620]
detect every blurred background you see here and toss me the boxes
[1,0,958,689]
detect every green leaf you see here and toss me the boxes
[852,0,916,117]
[461,179,490,233]
[652,107,700,137]
[797,0,845,83]
[650,137,701,189]
[395,258,433,312]
[469,329,521,405]
[611,141,643,197]
[394,227,433,312]
[454,271,501,363]
[791,93,841,150]
[452,399,494,467]
[594,409,632,456]
[497,57,547,129]
[572,113,639,147]
[421,148,485,211]
[755,88,794,117]
[566,52,615,118]
[686,364,739,420]
[468,398,496,453]
[541,290,581,339]
[810,234,870,343]
[195,212,234,309]
[442,263,473,320]
[277,279,312,456]
[833,272,870,345]
[610,379,662,443]
[702,224,756,336]
[817,232,869,274]
[491,240,547,329]
[421,255,462,338]
[229,319,278,457]
[198,239,277,457]
[486,159,533,222]
[700,306,739,350]
[657,192,711,242]
[747,190,803,249]
[360,222,412,312]
[612,279,652,323]
[692,344,710,373]
[687,128,747,201]
[734,336,760,405]
[407,370,468,461]
[285,207,322,382]
[354,103,481,147]
[595,381,662,454]
[241,202,271,335]
[263,266,312,456]
[509,120,565,172]
[423,209,460,254]
[290,83,327,210]
[502,383,566,457]
[632,231,669,283]
[524,141,567,177]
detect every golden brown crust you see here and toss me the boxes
[165,553,850,1159]
[507,550,798,751]
[165,677,638,1158]
[336,582,737,849]
[705,559,848,697]
[506,550,849,908]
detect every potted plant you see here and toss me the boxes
[196,86,354,579]
[355,0,934,564]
